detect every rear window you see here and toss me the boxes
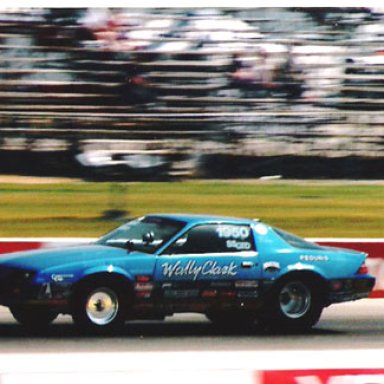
[273,227,322,250]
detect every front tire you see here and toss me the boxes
[10,306,58,329]
[71,281,128,334]
[261,278,323,331]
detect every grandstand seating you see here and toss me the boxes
[0,8,383,179]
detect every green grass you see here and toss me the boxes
[0,180,383,238]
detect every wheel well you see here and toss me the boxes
[276,271,328,303]
[71,273,133,302]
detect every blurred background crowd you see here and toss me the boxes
[1,7,384,180]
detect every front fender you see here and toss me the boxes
[81,264,134,281]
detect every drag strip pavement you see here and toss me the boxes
[0,300,383,383]
[2,299,384,353]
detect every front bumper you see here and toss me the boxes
[0,275,71,311]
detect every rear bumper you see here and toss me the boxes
[328,276,375,304]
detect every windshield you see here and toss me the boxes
[273,227,323,250]
[96,216,185,254]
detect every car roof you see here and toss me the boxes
[146,213,257,225]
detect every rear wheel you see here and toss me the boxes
[10,306,58,329]
[71,281,128,334]
[261,278,323,331]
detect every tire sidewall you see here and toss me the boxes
[262,277,323,331]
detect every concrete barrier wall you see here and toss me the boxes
[0,238,383,296]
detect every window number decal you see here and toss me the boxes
[216,225,250,240]
[226,240,251,250]
[216,225,252,251]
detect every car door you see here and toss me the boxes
[154,222,261,303]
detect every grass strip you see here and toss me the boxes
[0,180,383,238]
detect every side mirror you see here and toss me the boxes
[143,232,155,244]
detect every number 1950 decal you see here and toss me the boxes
[216,225,250,240]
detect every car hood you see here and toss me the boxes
[0,245,129,271]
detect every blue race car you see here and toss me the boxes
[0,214,375,333]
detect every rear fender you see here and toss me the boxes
[263,268,328,306]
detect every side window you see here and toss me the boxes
[163,224,255,255]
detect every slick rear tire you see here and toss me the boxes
[260,277,323,331]
[71,280,128,334]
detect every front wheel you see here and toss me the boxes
[71,282,128,334]
[261,278,323,331]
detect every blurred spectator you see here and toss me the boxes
[230,52,256,87]
[79,8,122,50]
[230,46,304,99]
[117,62,158,105]
[274,46,305,99]
[229,49,276,97]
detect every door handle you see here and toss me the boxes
[241,261,254,268]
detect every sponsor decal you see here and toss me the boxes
[237,290,258,298]
[235,280,259,288]
[226,239,252,250]
[164,289,199,299]
[201,289,218,298]
[161,260,237,280]
[262,369,384,384]
[210,281,233,288]
[51,274,74,282]
[300,255,329,262]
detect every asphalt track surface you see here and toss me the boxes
[0,299,382,354]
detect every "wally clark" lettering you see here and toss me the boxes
[161,260,237,281]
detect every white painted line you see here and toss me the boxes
[0,350,384,374]
[2,370,257,384]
